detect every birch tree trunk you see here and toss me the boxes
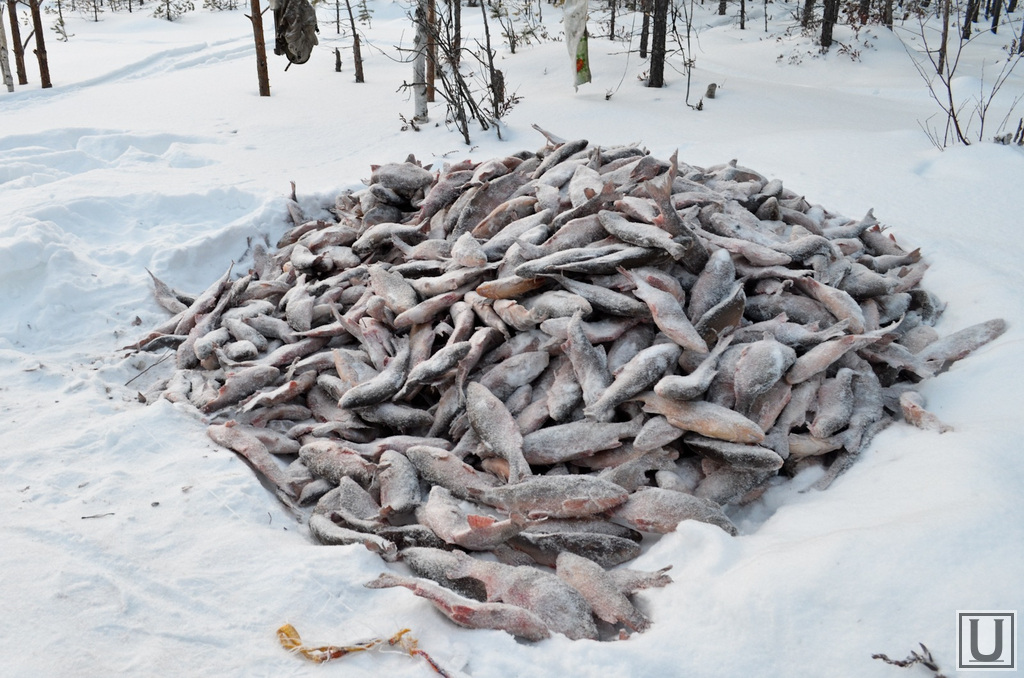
[412,0,428,122]
[0,5,14,92]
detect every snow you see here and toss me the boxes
[2,2,1022,676]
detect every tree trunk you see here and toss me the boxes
[857,0,869,23]
[28,0,49,88]
[343,0,364,82]
[883,0,892,29]
[426,0,435,102]
[648,0,667,87]
[820,0,838,48]
[6,0,25,85]
[0,6,14,92]
[412,0,428,122]
[801,0,815,27]
[453,0,461,68]
[962,0,978,38]
[740,0,745,28]
[718,0,726,14]
[639,0,650,58]
[480,0,501,130]
[989,0,1001,32]
[937,0,950,73]
[248,0,270,96]
[608,0,615,37]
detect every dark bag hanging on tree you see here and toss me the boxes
[271,0,319,65]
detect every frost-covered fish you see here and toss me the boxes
[521,416,644,465]
[465,382,532,483]
[442,550,599,640]
[610,487,738,535]
[416,486,532,551]
[473,475,629,519]
[584,343,682,422]
[556,551,651,632]
[365,572,551,641]
[138,141,1009,645]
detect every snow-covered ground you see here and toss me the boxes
[2,2,1022,675]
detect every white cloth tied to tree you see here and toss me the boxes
[563,0,591,90]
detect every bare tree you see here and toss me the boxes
[648,0,667,86]
[962,0,980,38]
[988,0,1001,33]
[900,1,1023,147]
[821,0,839,48]
[0,4,13,92]
[639,0,650,58]
[801,0,815,28]
[343,0,364,82]
[411,0,515,143]
[7,0,25,85]
[938,0,951,73]
[426,0,435,99]
[412,0,428,121]
[28,0,50,87]
[247,0,270,96]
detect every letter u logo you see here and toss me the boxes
[970,618,1004,662]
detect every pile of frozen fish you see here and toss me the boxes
[133,131,1007,641]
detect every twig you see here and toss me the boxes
[871,643,947,677]
[124,351,174,387]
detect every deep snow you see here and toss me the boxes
[2,2,1023,676]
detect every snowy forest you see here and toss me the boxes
[2,0,1022,148]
